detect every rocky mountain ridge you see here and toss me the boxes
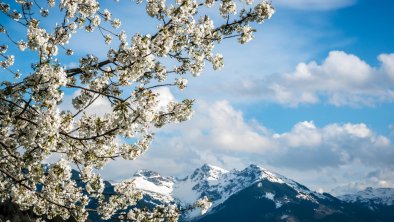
[124,164,394,221]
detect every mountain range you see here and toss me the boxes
[123,164,394,222]
[2,164,392,221]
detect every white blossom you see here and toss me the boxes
[103,9,111,21]
[17,41,27,51]
[104,34,113,44]
[1,55,14,68]
[92,15,101,26]
[212,54,224,70]
[119,31,127,44]
[66,49,74,55]
[48,0,55,7]
[40,9,49,17]
[0,45,7,54]
[175,78,188,90]
[238,25,254,44]
[205,0,215,7]
[146,0,166,18]
[195,196,212,215]
[254,1,275,23]
[112,18,121,28]
[220,0,237,17]
[12,10,22,21]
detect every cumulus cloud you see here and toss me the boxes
[59,87,175,117]
[232,51,394,107]
[200,100,274,152]
[379,54,394,80]
[100,100,394,193]
[273,0,356,10]
[59,90,113,116]
[152,87,175,111]
[271,121,392,169]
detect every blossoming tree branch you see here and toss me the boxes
[0,0,274,221]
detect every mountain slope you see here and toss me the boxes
[194,181,382,222]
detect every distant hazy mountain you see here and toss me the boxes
[128,164,394,222]
[339,187,394,206]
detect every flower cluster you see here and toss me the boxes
[195,196,212,215]
[60,0,99,18]
[0,0,274,221]
[0,55,14,68]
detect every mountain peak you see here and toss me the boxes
[134,169,161,178]
[244,164,265,173]
[248,163,262,169]
[201,164,228,173]
[190,164,228,181]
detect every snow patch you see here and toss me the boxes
[281,214,289,219]
[265,192,275,201]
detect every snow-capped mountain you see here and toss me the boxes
[339,187,394,206]
[126,164,394,222]
[131,164,329,212]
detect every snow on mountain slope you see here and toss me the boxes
[129,164,326,212]
[339,187,394,206]
[105,166,394,222]
[132,169,175,203]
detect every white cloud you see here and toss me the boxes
[273,0,356,10]
[379,54,394,80]
[274,121,322,148]
[59,87,175,118]
[59,90,113,116]
[100,100,394,193]
[85,96,113,116]
[232,51,394,107]
[152,87,175,111]
[203,100,274,152]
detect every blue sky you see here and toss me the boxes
[2,0,394,195]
